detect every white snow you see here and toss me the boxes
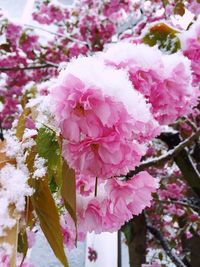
[56,56,154,123]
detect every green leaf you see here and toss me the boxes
[19,32,27,45]
[143,23,181,54]
[158,252,163,261]
[61,161,77,242]
[121,222,132,244]
[31,177,69,267]
[36,127,62,188]
[16,108,31,140]
[17,230,28,264]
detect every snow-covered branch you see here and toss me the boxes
[0,63,58,71]
[147,224,187,267]
[125,128,200,179]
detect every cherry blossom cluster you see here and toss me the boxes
[0,0,199,131]
[61,171,158,248]
[48,38,197,247]
[101,42,198,124]
[0,0,200,265]
[146,167,200,264]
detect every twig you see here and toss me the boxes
[0,121,4,141]
[24,24,88,46]
[117,230,122,267]
[125,128,200,179]
[183,116,198,132]
[147,224,187,267]
[94,177,98,197]
[117,14,144,35]
[0,63,58,71]
[162,199,200,211]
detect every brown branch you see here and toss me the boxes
[147,224,187,267]
[162,199,200,211]
[183,117,198,132]
[0,63,58,71]
[125,128,200,179]
[24,24,88,46]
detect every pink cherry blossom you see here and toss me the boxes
[0,252,9,267]
[186,1,200,16]
[76,174,95,196]
[180,18,200,86]
[61,212,86,250]
[63,133,144,178]
[32,3,69,24]
[76,171,158,234]
[27,229,36,248]
[106,171,159,216]
[50,56,159,177]
[102,42,197,124]
[5,23,22,49]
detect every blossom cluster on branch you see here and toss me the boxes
[0,0,200,266]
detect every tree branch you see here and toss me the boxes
[147,224,187,267]
[0,121,4,141]
[162,199,200,212]
[0,63,58,71]
[24,24,88,46]
[117,14,144,36]
[125,128,200,179]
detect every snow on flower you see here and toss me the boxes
[180,17,200,86]
[101,42,197,125]
[50,56,159,177]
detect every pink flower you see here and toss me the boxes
[76,174,95,196]
[102,42,197,125]
[185,231,193,239]
[19,34,39,59]
[63,134,144,178]
[180,18,200,86]
[19,263,35,267]
[159,181,186,200]
[142,263,161,267]
[76,171,158,234]
[0,253,9,267]
[6,23,22,48]
[103,0,131,18]
[106,171,159,216]
[68,43,88,58]
[27,229,36,248]
[32,3,69,24]
[165,204,185,217]
[61,212,85,250]
[187,1,200,16]
[50,56,159,177]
